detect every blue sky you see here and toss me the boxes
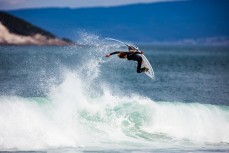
[0,0,178,10]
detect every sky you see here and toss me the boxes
[0,0,178,10]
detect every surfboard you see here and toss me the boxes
[140,54,155,79]
[106,38,155,79]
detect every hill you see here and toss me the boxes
[0,11,71,45]
[7,0,229,44]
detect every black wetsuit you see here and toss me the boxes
[110,51,143,73]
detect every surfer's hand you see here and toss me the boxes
[140,51,144,54]
[105,54,110,57]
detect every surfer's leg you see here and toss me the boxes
[137,58,142,73]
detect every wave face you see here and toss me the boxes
[0,34,229,150]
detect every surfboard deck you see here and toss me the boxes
[140,54,155,79]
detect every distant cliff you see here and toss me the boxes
[0,11,72,45]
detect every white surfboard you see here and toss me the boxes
[140,54,155,79]
[106,38,155,79]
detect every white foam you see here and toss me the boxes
[0,96,80,150]
[143,102,229,144]
[1,72,229,150]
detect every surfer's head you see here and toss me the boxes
[118,52,127,58]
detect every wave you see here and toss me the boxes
[0,34,229,150]
[0,72,229,150]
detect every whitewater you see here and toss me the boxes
[0,35,229,152]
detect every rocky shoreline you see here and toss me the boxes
[0,11,72,46]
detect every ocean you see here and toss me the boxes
[0,36,229,153]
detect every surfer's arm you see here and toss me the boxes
[110,51,121,56]
[105,51,124,57]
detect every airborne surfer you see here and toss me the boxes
[105,46,149,73]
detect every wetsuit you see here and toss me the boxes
[110,51,143,73]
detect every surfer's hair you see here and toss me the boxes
[118,52,127,58]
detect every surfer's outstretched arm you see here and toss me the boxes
[105,51,128,57]
[105,51,120,57]
[110,51,121,56]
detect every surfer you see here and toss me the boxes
[105,46,148,73]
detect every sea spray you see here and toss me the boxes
[0,96,79,149]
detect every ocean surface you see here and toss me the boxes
[0,36,229,153]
